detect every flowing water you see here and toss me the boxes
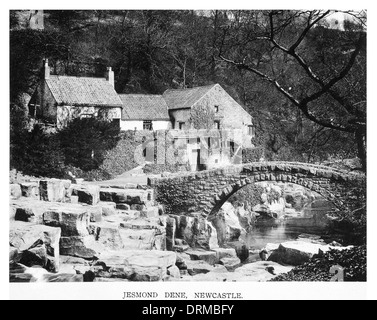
[242,200,341,250]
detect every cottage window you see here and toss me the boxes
[248,125,255,136]
[143,121,153,131]
[29,105,36,118]
[215,105,219,113]
[179,122,185,130]
[214,121,221,130]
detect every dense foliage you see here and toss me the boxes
[57,118,120,171]
[10,113,121,180]
[271,246,366,282]
[228,184,265,208]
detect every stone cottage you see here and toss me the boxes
[163,84,254,135]
[28,60,123,128]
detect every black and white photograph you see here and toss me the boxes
[3,2,373,301]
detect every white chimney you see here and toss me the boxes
[106,67,115,87]
[43,58,50,80]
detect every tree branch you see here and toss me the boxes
[289,10,331,52]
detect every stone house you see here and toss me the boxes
[28,61,255,171]
[163,84,255,170]
[163,84,254,135]
[28,60,123,128]
[29,61,253,135]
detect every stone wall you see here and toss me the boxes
[149,162,366,218]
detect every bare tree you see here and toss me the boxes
[219,10,366,170]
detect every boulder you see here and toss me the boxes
[235,244,250,262]
[116,204,130,211]
[60,236,98,259]
[186,249,218,265]
[93,250,176,281]
[118,219,166,251]
[167,266,181,279]
[172,244,191,252]
[213,248,238,260]
[9,222,61,272]
[130,204,147,211]
[92,222,124,251]
[268,241,325,266]
[98,202,117,217]
[40,179,70,203]
[173,215,217,250]
[10,247,22,263]
[86,205,103,223]
[260,243,280,261]
[72,185,100,205]
[177,261,292,282]
[142,207,160,218]
[234,261,293,281]
[210,202,245,245]
[100,188,153,206]
[20,182,40,200]
[175,253,190,270]
[43,205,90,237]
[186,260,217,276]
[60,255,90,266]
[10,264,84,283]
[11,198,55,223]
[220,257,241,270]
[10,184,22,200]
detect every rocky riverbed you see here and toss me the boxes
[9,176,356,282]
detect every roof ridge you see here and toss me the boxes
[48,74,108,80]
[119,94,163,97]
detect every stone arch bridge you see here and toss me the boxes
[148,162,365,218]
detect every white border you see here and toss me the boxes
[1,1,375,301]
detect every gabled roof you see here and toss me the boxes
[163,84,217,110]
[46,75,122,107]
[119,94,170,121]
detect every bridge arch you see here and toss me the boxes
[148,162,365,219]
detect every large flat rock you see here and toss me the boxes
[185,260,227,276]
[179,261,293,282]
[186,249,219,265]
[100,188,153,206]
[93,250,176,281]
[43,205,90,237]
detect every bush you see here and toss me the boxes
[58,118,120,172]
[228,183,264,208]
[11,123,67,178]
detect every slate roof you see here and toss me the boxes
[119,94,170,121]
[46,75,123,107]
[163,84,217,110]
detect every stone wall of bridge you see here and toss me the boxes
[148,162,366,218]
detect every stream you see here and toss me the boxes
[242,200,342,250]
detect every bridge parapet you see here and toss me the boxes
[148,162,365,218]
